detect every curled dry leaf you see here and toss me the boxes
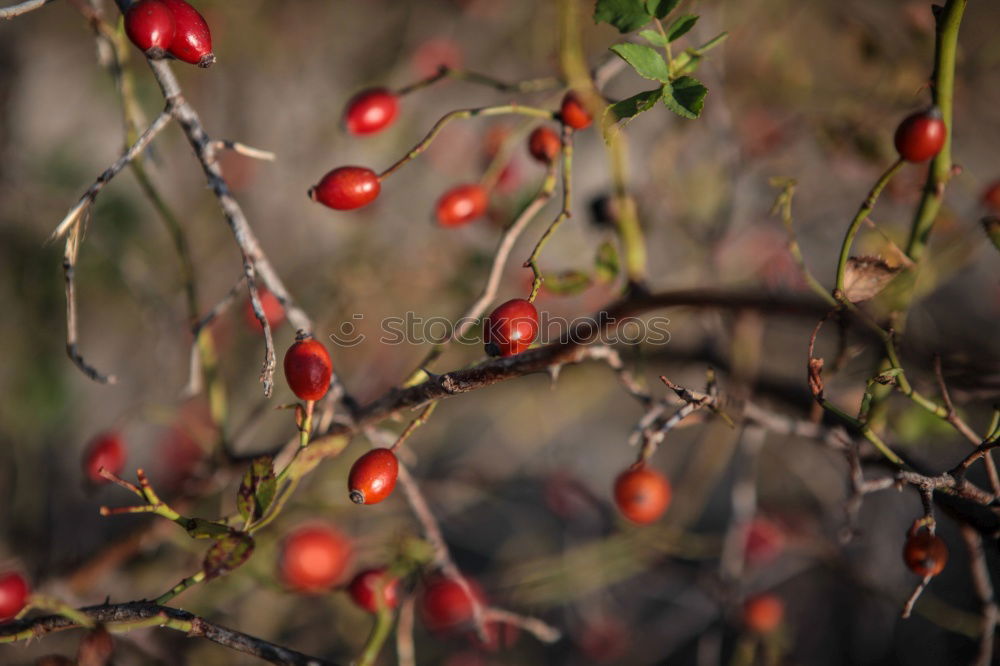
[843,256,901,303]
[808,357,825,400]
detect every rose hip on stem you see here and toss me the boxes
[279,524,352,593]
[894,107,946,163]
[348,567,400,613]
[309,166,381,211]
[435,184,488,227]
[483,298,539,357]
[160,0,214,67]
[903,529,948,577]
[83,431,126,484]
[560,91,592,130]
[421,576,485,632]
[613,464,671,524]
[0,571,29,622]
[124,0,176,58]
[344,88,400,136]
[283,332,332,401]
[528,126,560,164]
[348,448,399,505]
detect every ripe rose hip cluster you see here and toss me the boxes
[124,0,214,67]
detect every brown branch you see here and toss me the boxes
[0,0,55,20]
[0,601,338,665]
[959,524,998,666]
[935,355,1000,496]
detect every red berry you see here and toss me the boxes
[348,567,400,613]
[0,572,29,621]
[160,0,214,67]
[613,464,671,524]
[309,166,381,211]
[124,0,176,57]
[903,530,948,577]
[744,516,785,566]
[83,431,126,484]
[743,594,784,634]
[982,180,1000,213]
[243,287,285,332]
[528,126,561,164]
[279,524,352,593]
[283,333,333,401]
[435,184,488,227]
[560,91,592,130]
[421,577,485,632]
[894,107,946,162]
[344,88,400,136]
[348,448,399,505]
[483,298,539,357]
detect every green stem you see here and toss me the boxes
[154,570,206,605]
[834,159,904,297]
[525,126,574,301]
[356,606,396,666]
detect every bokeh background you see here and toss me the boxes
[1,0,999,664]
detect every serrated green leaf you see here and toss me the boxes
[666,14,699,41]
[646,0,680,19]
[595,242,620,283]
[237,456,276,524]
[609,43,671,82]
[543,270,592,296]
[661,76,707,119]
[202,531,254,580]
[606,87,664,126]
[638,29,670,46]
[594,0,652,33]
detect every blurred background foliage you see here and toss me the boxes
[1,0,999,664]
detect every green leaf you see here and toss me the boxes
[185,518,232,540]
[594,0,652,33]
[638,29,670,46]
[202,531,255,580]
[609,43,671,82]
[666,14,699,41]
[595,241,620,283]
[606,87,664,126]
[661,76,707,119]
[286,434,349,481]
[543,270,592,296]
[237,456,276,524]
[646,0,680,18]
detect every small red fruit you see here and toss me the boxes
[894,107,946,163]
[284,332,333,401]
[483,298,539,357]
[903,529,948,577]
[124,0,176,57]
[435,184,488,227]
[560,91,592,130]
[160,0,214,67]
[348,567,400,613]
[982,180,1000,213]
[528,126,561,164]
[309,166,381,211]
[344,88,400,136]
[421,577,485,632]
[279,524,352,593]
[243,287,285,332]
[743,594,784,634]
[0,572,29,621]
[348,448,399,505]
[744,516,786,566]
[613,464,671,524]
[83,431,126,484]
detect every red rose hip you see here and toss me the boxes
[421,577,485,632]
[348,567,400,612]
[279,524,352,593]
[309,166,381,211]
[83,431,126,484]
[528,126,561,164]
[124,0,176,57]
[284,332,333,401]
[613,464,671,524]
[344,88,400,136]
[0,572,29,622]
[894,107,946,162]
[160,0,214,67]
[483,298,539,357]
[348,448,399,505]
[435,184,488,227]
[560,91,592,130]
[903,529,948,577]
[743,594,784,634]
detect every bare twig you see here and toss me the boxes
[210,139,276,161]
[0,601,337,665]
[902,575,933,619]
[0,0,55,20]
[959,524,998,666]
[395,595,416,666]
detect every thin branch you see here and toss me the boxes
[0,601,338,665]
[902,575,933,619]
[959,524,998,666]
[0,0,55,20]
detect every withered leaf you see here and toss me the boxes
[843,256,901,303]
[202,531,254,580]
